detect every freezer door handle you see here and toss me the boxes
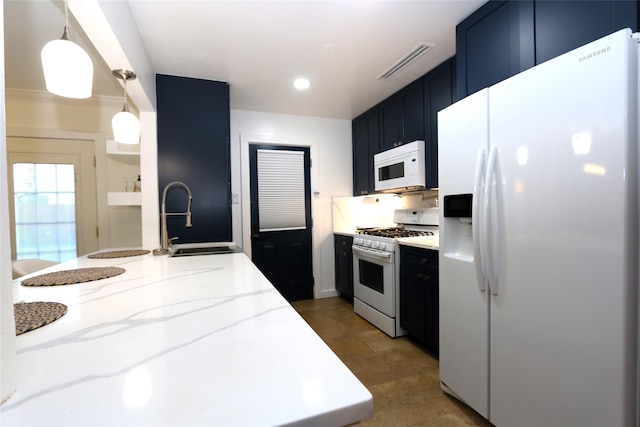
[472,147,487,291]
[485,145,499,295]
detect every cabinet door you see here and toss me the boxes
[456,0,534,99]
[400,246,439,352]
[352,107,379,196]
[424,264,439,355]
[379,80,424,151]
[535,0,638,65]
[156,74,232,243]
[401,79,425,143]
[423,58,454,189]
[334,235,354,299]
[399,263,427,342]
[352,116,370,196]
[379,95,403,152]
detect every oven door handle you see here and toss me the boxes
[352,245,393,260]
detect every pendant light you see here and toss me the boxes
[41,0,93,98]
[111,69,141,145]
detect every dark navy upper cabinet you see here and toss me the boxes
[351,63,451,193]
[456,0,638,100]
[352,106,380,196]
[402,80,426,144]
[156,74,232,244]
[379,79,424,151]
[379,95,403,152]
[423,58,454,189]
[535,1,638,65]
[456,0,535,100]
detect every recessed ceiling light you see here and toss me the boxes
[294,78,310,90]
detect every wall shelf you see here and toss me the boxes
[107,192,141,206]
[106,140,140,164]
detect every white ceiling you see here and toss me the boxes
[4,0,486,120]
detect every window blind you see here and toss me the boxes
[257,149,306,231]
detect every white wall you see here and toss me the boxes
[230,109,352,299]
[0,0,17,404]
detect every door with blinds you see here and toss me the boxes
[249,145,313,301]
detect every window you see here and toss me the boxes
[12,163,77,262]
[7,136,98,260]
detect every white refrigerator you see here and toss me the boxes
[438,28,638,427]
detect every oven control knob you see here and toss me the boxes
[354,237,361,245]
[364,240,372,247]
[372,241,380,249]
[378,242,386,250]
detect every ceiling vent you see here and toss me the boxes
[377,43,435,80]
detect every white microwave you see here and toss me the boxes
[374,140,426,192]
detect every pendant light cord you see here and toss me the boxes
[122,78,130,113]
[62,0,71,41]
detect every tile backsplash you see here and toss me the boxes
[332,190,438,233]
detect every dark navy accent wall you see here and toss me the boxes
[156,74,232,244]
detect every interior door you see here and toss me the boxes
[249,145,313,302]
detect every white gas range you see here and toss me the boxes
[352,208,439,337]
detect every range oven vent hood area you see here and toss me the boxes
[374,140,428,194]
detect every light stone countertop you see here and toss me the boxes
[0,251,373,426]
[397,236,440,251]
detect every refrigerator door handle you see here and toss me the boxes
[472,148,487,291]
[484,145,499,295]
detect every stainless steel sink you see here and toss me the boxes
[169,242,238,257]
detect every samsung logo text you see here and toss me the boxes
[579,46,611,62]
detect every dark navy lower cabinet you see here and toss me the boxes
[400,245,439,356]
[334,234,354,300]
[156,74,232,244]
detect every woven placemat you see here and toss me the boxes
[14,302,68,335]
[21,266,126,287]
[88,249,150,259]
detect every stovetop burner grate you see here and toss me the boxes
[356,227,435,238]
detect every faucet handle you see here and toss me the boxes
[169,237,179,247]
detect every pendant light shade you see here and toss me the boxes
[112,110,141,145]
[41,1,93,99]
[112,69,140,145]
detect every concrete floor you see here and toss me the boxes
[291,297,491,427]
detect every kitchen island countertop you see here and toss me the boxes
[0,250,373,426]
